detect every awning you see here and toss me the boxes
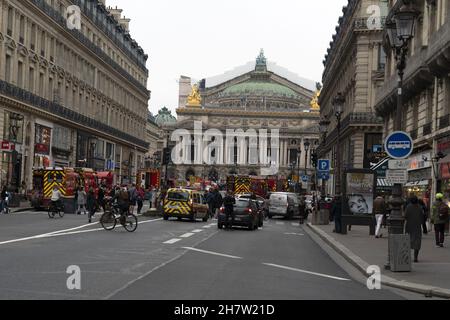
[377,178,393,187]
[438,154,450,164]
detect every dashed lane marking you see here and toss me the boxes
[163,239,182,245]
[191,229,203,233]
[262,263,351,281]
[182,247,243,260]
[180,233,195,238]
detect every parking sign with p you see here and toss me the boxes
[318,160,330,172]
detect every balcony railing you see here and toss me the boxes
[0,80,148,149]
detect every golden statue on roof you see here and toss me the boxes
[310,82,321,111]
[187,84,202,108]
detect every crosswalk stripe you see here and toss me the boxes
[180,233,195,238]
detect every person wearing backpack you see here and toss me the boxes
[128,184,137,214]
[431,193,449,248]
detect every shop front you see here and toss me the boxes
[438,136,450,197]
[404,152,432,205]
[33,122,52,169]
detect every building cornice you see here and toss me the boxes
[177,107,320,119]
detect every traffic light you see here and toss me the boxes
[311,153,318,168]
[162,147,172,165]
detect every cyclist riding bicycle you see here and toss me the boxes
[50,186,63,211]
[113,186,130,225]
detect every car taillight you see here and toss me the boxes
[246,208,253,214]
[220,207,224,213]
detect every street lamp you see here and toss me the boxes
[332,93,345,199]
[384,4,418,270]
[304,141,311,193]
[297,147,302,193]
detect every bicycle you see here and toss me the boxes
[100,203,138,232]
[48,201,64,219]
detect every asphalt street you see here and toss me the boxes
[0,209,423,300]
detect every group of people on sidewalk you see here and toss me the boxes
[331,192,449,263]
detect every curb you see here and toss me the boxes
[306,223,450,299]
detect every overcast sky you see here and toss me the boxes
[107,0,348,115]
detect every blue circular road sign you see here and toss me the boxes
[384,131,414,160]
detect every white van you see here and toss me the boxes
[268,193,300,219]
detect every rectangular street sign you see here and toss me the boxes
[318,172,330,181]
[388,160,411,170]
[386,170,408,184]
[318,160,330,172]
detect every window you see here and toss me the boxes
[17,61,23,87]
[7,7,13,36]
[378,45,386,71]
[29,68,35,92]
[5,54,11,82]
[19,15,25,43]
[40,31,46,57]
[30,24,36,51]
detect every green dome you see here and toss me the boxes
[155,107,177,126]
[222,81,299,98]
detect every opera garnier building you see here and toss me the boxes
[170,50,320,187]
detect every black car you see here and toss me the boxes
[218,198,261,230]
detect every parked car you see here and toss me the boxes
[218,198,261,230]
[268,192,300,219]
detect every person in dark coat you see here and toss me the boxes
[332,196,343,234]
[86,187,96,223]
[206,190,215,218]
[418,198,429,235]
[405,196,423,263]
[299,196,306,225]
[213,189,223,218]
[223,191,236,229]
[97,185,105,213]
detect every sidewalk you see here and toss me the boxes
[307,222,450,299]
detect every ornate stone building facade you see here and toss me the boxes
[318,0,388,195]
[0,0,150,189]
[169,51,320,187]
[375,0,450,200]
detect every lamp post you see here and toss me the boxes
[297,147,302,194]
[319,117,331,198]
[384,4,418,270]
[304,141,310,192]
[332,93,345,200]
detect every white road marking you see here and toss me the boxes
[182,247,243,260]
[180,233,195,238]
[262,263,351,281]
[291,223,300,226]
[208,223,216,227]
[191,229,203,233]
[0,218,162,246]
[276,222,285,225]
[203,225,212,229]
[284,233,305,236]
[163,238,181,244]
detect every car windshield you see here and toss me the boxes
[167,191,190,202]
[235,200,250,208]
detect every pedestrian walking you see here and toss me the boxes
[418,198,429,234]
[97,185,105,213]
[213,188,223,219]
[206,189,215,218]
[431,193,449,248]
[128,184,137,214]
[405,196,423,263]
[332,196,342,234]
[76,187,87,215]
[136,186,144,215]
[223,190,236,229]
[373,194,387,239]
[86,187,96,223]
[1,185,7,213]
[299,196,306,225]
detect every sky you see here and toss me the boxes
[107,0,348,115]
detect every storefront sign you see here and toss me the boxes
[386,170,408,184]
[408,152,432,171]
[1,141,14,151]
[389,160,411,170]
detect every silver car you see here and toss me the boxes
[268,192,300,219]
